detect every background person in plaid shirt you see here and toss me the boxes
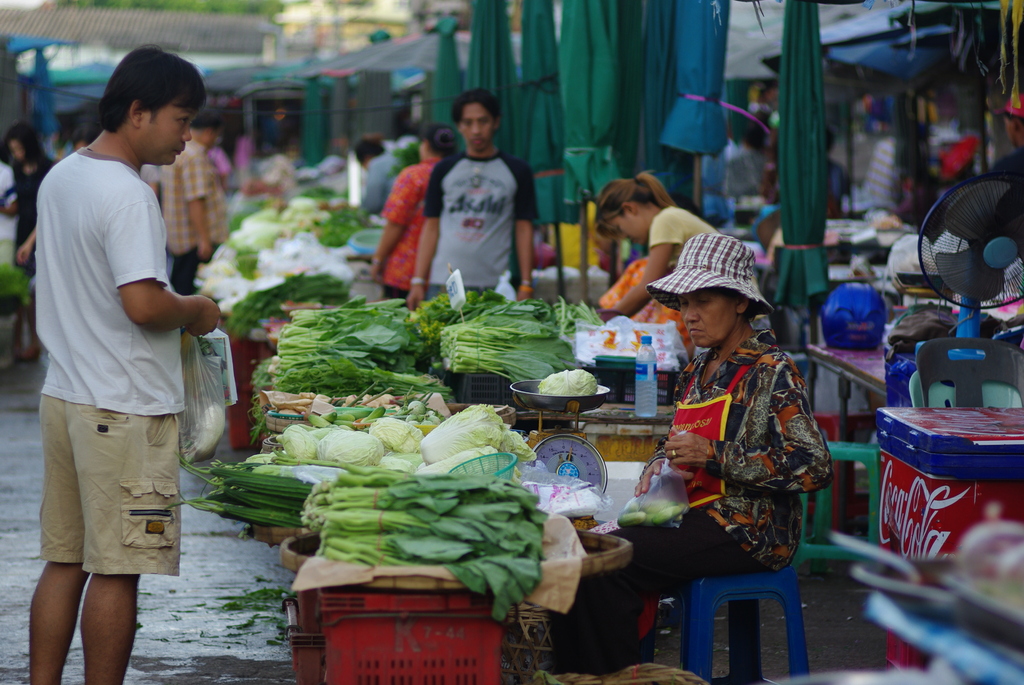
[160,110,227,295]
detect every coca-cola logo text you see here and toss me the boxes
[880,457,969,558]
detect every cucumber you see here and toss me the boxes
[336,406,376,419]
[617,511,647,527]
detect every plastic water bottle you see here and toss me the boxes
[635,335,658,417]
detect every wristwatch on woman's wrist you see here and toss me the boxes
[410,277,426,287]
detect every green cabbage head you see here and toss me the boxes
[368,417,423,454]
[538,369,598,396]
[419,404,506,465]
[316,430,385,466]
[279,424,319,461]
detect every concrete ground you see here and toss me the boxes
[0,356,888,684]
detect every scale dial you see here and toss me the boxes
[533,433,607,492]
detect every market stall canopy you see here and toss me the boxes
[776,0,829,309]
[290,31,487,79]
[560,0,641,204]
[749,2,995,97]
[2,33,73,53]
[725,2,867,80]
[643,0,687,176]
[827,30,951,81]
[661,0,730,157]
[205,61,316,95]
[520,0,567,224]
[467,0,520,156]
[429,16,461,125]
[724,1,964,81]
[44,62,110,114]
[31,48,57,138]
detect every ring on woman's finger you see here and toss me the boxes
[670,449,676,457]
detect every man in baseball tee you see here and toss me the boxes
[406,88,536,309]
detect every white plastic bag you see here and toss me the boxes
[617,465,690,528]
[574,316,686,370]
[495,270,517,301]
[519,465,613,518]
[179,333,227,463]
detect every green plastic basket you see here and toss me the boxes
[448,452,517,480]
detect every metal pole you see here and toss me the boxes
[553,223,566,298]
[579,192,592,305]
[692,155,703,214]
[979,76,990,174]
[844,102,854,217]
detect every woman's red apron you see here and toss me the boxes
[671,364,752,508]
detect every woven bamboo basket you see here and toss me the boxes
[502,602,555,684]
[260,436,281,454]
[251,525,310,547]
[279,530,632,583]
[528,664,708,685]
[499,531,631,683]
[264,410,309,433]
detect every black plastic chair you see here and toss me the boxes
[915,338,1024,408]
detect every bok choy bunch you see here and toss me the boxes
[303,464,547,620]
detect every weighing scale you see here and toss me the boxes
[509,380,610,492]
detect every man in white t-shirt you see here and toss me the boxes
[31,46,220,684]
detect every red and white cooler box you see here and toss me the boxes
[876,407,1024,559]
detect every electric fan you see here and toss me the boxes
[918,172,1024,337]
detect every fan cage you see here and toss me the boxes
[918,172,1024,309]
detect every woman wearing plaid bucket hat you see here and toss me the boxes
[551,233,833,676]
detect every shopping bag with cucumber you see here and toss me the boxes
[617,464,690,528]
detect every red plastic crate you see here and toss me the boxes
[290,632,326,685]
[320,589,504,684]
[227,335,273,449]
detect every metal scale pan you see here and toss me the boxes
[510,380,610,491]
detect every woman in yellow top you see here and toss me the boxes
[595,173,717,354]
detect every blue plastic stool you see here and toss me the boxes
[642,566,810,684]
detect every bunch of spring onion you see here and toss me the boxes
[302,464,548,619]
[179,459,314,529]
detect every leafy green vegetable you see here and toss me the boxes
[368,417,423,453]
[419,404,507,465]
[299,186,341,201]
[270,296,450,399]
[0,263,31,308]
[390,141,420,176]
[316,207,371,248]
[316,430,385,466]
[538,369,598,396]
[224,273,350,338]
[303,467,547,619]
[440,316,575,381]
[279,425,318,461]
[554,297,603,337]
